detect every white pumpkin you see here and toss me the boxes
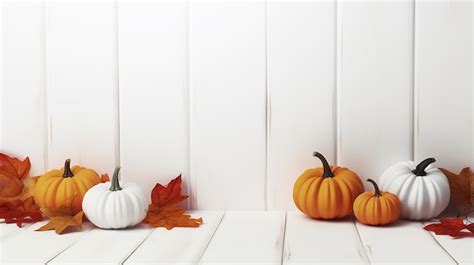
[82,167,148,229]
[379,158,450,220]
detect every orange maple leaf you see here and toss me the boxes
[0,197,43,227]
[144,175,202,229]
[0,153,31,180]
[100,173,110,183]
[440,167,474,215]
[37,194,84,234]
[151,174,188,208]
[36,211,84,235]
[0,153,31,204]
[144,205,203,230]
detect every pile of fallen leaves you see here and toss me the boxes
[0,153,43,226]
[143,174,203,229]
[424,167,474,238]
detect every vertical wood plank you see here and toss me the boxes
[45,1,117,174]
[189,1,266,209]
[118,0,189,200]
[200,211,285,264]
[266,1,336,210]
[339,1,414,186]
[415,1,472,171]
[1,1,47,175]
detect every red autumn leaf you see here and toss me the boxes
[144,175,202,229]
[151,174,188,208]
[0,197,43,227]
[424,218,474,238]
[0,153,31,180]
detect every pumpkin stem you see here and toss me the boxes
[63,159,74,178]
[367,179,382,197]
[313,152,334,178]
[412,158,436,176]
[110,166,122,191]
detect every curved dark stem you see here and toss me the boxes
[412,158,436,176]
[313,152,334,178]
[367,179,381,197]
[110,166,122,191]
[62,159,74,178]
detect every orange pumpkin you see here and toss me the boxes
[353,179,401,226]
[293,152,364,219]
[34,159,101,214]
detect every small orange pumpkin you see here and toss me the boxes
[293,152,364,219]
[353,179,401,226]
[34,159,101,214]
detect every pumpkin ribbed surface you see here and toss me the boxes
[34,162,100,214]
[379,159,450,220]
[82,182,148,229]
[353,179,401,226]
[293,165,364,219]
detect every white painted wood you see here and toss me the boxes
[200,211,285,265]
[266,1,336,210]
[283,212,367,264]
[118,0,189,203]
[189,1,266,210]
[124,211,223,265]
[426,229,473,265]
[1,1,47,175]
[355,221,455,264]
[49,224,153,264]
[0,221,93,264]
[45,1,117,174]
[415,1,472,171]
[0,222,31,241]
[339,1,413,187]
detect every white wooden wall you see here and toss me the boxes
[1,0,472,210]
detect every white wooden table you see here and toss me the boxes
[1,211,472,264]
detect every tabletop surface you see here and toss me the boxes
[1,211,472,265]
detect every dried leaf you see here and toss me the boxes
[0,197,43,227]
[37,194,83,234]
[36,211,84,234]
[100,173,110,183]
[144,206,203,230]
[144,175,202,229]
[0,153,31,180]
[0,153,31,204]
[22,176,40,200]
[0,175,26,203]
[151,174,188,208]
[440,167,474,214]
[424,218,474,238]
